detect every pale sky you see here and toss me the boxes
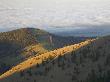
[0,0,110,29]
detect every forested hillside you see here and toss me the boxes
[0,28,92,75]
[0,39,95,82]
[0,35,109,82]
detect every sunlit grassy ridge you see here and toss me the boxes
[0,39,95,80]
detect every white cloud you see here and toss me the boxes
[0,0,110,29]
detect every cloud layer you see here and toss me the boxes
[0,0,110,29]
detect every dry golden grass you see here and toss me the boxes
[21,44,48,57]
[0,39,95,80]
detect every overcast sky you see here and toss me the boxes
[0,0,110,30]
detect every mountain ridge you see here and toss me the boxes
[0,27,94,75]
[0,39,95,80]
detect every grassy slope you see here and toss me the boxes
[0,39,95,82]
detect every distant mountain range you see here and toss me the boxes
[0,25,110,37]
[46,25,110,37]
